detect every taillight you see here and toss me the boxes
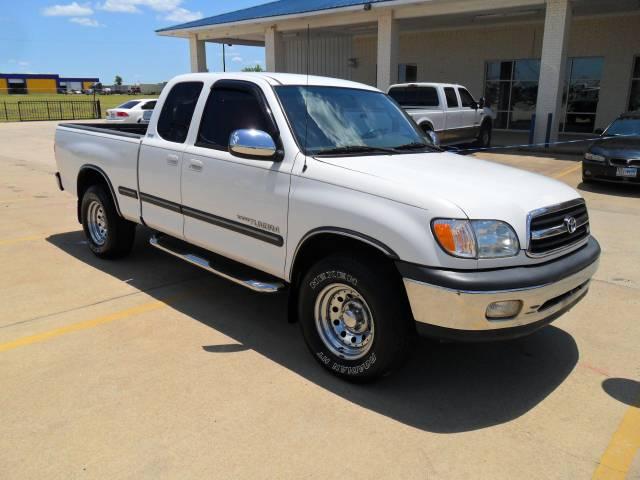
[116,111,129,117]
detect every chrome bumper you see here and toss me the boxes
[403,257,598,333]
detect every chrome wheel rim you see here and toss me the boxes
[87,200,108,246]
[314,283,374,360]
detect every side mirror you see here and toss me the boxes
[478,97,486,109]
[594,128,604,135]
[229,129,278,160]
[426,130,440,147]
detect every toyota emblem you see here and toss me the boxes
[564,216,577,234]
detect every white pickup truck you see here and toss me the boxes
[388,82,495,147]
[54,73,600,381]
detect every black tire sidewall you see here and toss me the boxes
[478,123,492,147]
[298,255,410,380]
[81,186,119,256]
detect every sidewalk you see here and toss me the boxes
[492,130,593,156]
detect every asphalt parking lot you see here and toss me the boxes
[1,121,639,479]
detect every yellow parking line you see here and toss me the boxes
[0,235,42,247]
[553,164,582,179]
[0,300,168,353]
[592,400,640,479]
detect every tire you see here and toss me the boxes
[475,122,492,148]
[81,185,136,259]
[298,253,413,381]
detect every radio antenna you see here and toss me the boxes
[302,24,310,173]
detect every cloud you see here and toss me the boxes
[70,17,102,26]
[42,2,93,16]
[231,56,243,63]
[98,0,182,13]
[164,7,201,22]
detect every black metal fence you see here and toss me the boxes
[0,100,101,122]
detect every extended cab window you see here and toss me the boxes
[157,82,203,143]
[444,87,459,108]
[458,88,475,108]
[197,84,272,149]
[388,86,439,107]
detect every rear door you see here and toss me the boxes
[443,86,464,143]
[181,80,291,277]
[138,81,203,238]
[458,87,480,142]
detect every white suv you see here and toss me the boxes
[388,83,495,147]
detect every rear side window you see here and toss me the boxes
[458,88,475,108]
[388,86,439,107]
[141,101,156,110]
[197,84,273,149]
[157,82,203,143]
[444,87,459,108]
[117,101,140,109]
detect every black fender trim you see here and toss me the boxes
[77,164,123,222]
[289,227,399,280]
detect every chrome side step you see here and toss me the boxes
[150,234,286,293]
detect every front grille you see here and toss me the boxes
[610,158,640,167]
[528,199,589,256]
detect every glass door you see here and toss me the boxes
[561,57,604,133]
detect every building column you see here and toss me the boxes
[189,35,207,73]
[534,0,572,143]
[265,26,284,72]
[376,10,399,91]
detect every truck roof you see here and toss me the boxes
[169,72,380,91]
[388,83,466,90]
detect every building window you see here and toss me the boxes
[629,56,640,112]
[398,64,417,83]
[561,57,604,133]
[7,78,27,95]
[484,59,540,130]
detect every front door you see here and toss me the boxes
[181,80,292,278]
[138,81,204,238]
[458,87,481,142]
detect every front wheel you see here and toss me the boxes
[298,254,413,381]
[81,185,136,259]
[475,122,492,148]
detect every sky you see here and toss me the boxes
[0,0,267,84]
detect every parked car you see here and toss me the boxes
[128,86,141,95]
[583,112,640,185]
[54,73,599,381]
[388,82,495,147]
[106,99,157,123]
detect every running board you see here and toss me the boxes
[150,234,286,293]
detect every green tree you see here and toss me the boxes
[241,64,264,72]
[114,75,123,86]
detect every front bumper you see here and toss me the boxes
[583,160,640,184]
[398,237,600,341]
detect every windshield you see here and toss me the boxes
[604,118,640,136]
[274,86,433,156]
[117,101,141,109]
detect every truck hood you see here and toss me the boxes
[314,151,581,242]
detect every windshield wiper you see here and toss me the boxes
[393,142,440,152]
[312,145,397,156]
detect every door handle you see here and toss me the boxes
[167,154,179,166]
[189,159,203,172]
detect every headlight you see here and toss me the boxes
[584,152,605,162]
[432,219,520,259]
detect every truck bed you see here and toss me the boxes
[61,122,148,138]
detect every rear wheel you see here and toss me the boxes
[298,253,413,381]
[81,185,136,259]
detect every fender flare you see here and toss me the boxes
[77,164,122,221]
[288,226,399,280]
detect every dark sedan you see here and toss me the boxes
[582,112,640,185]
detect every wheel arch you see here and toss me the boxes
[76,165,121,223]
[288,228,399,287]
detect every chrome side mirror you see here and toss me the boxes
[229,129,277,160]
[426,130,440,147]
